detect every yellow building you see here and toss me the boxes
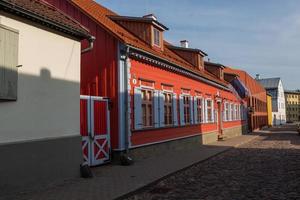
[285,90,300,122]
[267,93,273,126]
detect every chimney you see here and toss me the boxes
[255,74,260,80]
[143,14,157,21]
[180,40,189,48]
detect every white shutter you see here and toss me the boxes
[222,103,226,121]
[159,91,165,127]
[204,99,208,123]
[194,97,198,124]
[134,87,142,130]
[201,98,205,123]
[179,95,185,125]
[154,90,159,128]
[0,25,19,100]
[190,96,194,124]
[211,100,215,122]
[172,93,178,126]
[229,104,232,121]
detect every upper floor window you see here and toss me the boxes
[153,28,160,47]
[183,96,191,124]
[164,93,173,126]
[141,89,153,127]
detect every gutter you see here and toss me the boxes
[127,45,230,91]
[81,36,96,54]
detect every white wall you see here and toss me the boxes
[0,13,81,144]
[272,80,286,125]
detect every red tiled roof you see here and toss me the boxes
[224,67,266,97]
[1,0,90,38]
[71,0,228,87]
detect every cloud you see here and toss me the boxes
[97,0,300,89]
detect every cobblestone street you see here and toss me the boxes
[124,127,300,200]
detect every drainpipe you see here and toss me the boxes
[124,46,130,154]
[119,46,134,165]
[81,36,96,54]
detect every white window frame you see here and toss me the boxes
[153,27,161,47]
[162,91,173,127]
[205,98,214,123]
[230,103,234,121]
[224,102,229,121]
[195,96,204,124]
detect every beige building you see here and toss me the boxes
[285,90,300,122]
[0,0,91,192]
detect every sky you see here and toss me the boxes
[97,0,300,90]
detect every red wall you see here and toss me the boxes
[45,0,120,149]
[130,59,245,146]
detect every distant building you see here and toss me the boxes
[223,68,268,131]
[267,93,273,126]
[257,76,286,125]
[285,90,300,122]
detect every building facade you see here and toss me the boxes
[285,90,300,122]
[224,67,268,131]
[267,93,273,126]
[45,0,247,166]
[0,0,91,191]
[257,77,286,125]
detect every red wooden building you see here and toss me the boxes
[224,67,268,131]
[45,0,247,166]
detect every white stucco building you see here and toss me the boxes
[257,77,286,125]
[0,0,91,192]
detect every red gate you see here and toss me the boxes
[80,95,111,166]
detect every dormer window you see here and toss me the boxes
[109,14,168,51]
[153,28,160,46]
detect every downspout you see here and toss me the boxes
[81,36,96,54]
[119,45,134,165]
[124,46,130,154]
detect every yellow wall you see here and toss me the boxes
[285,92,300,122]
[267,95,273,126]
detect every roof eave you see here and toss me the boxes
[109,15,169,31]
[0,0,91,39]
[204,61,225,68]
[126,44,229,91]
[168,45,208,56]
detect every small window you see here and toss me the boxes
[196,98,203,123]
[183,96,190,124]
[164,93,173,126]
[153,28,160,47]
[141,89,154,127]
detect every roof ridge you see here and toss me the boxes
[71,0,229,87]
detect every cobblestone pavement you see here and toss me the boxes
[124,129,300,200]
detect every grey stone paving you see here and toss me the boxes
[0,135,257,200]
[124,129,300,200]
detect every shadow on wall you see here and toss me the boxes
[0,68,82,196]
